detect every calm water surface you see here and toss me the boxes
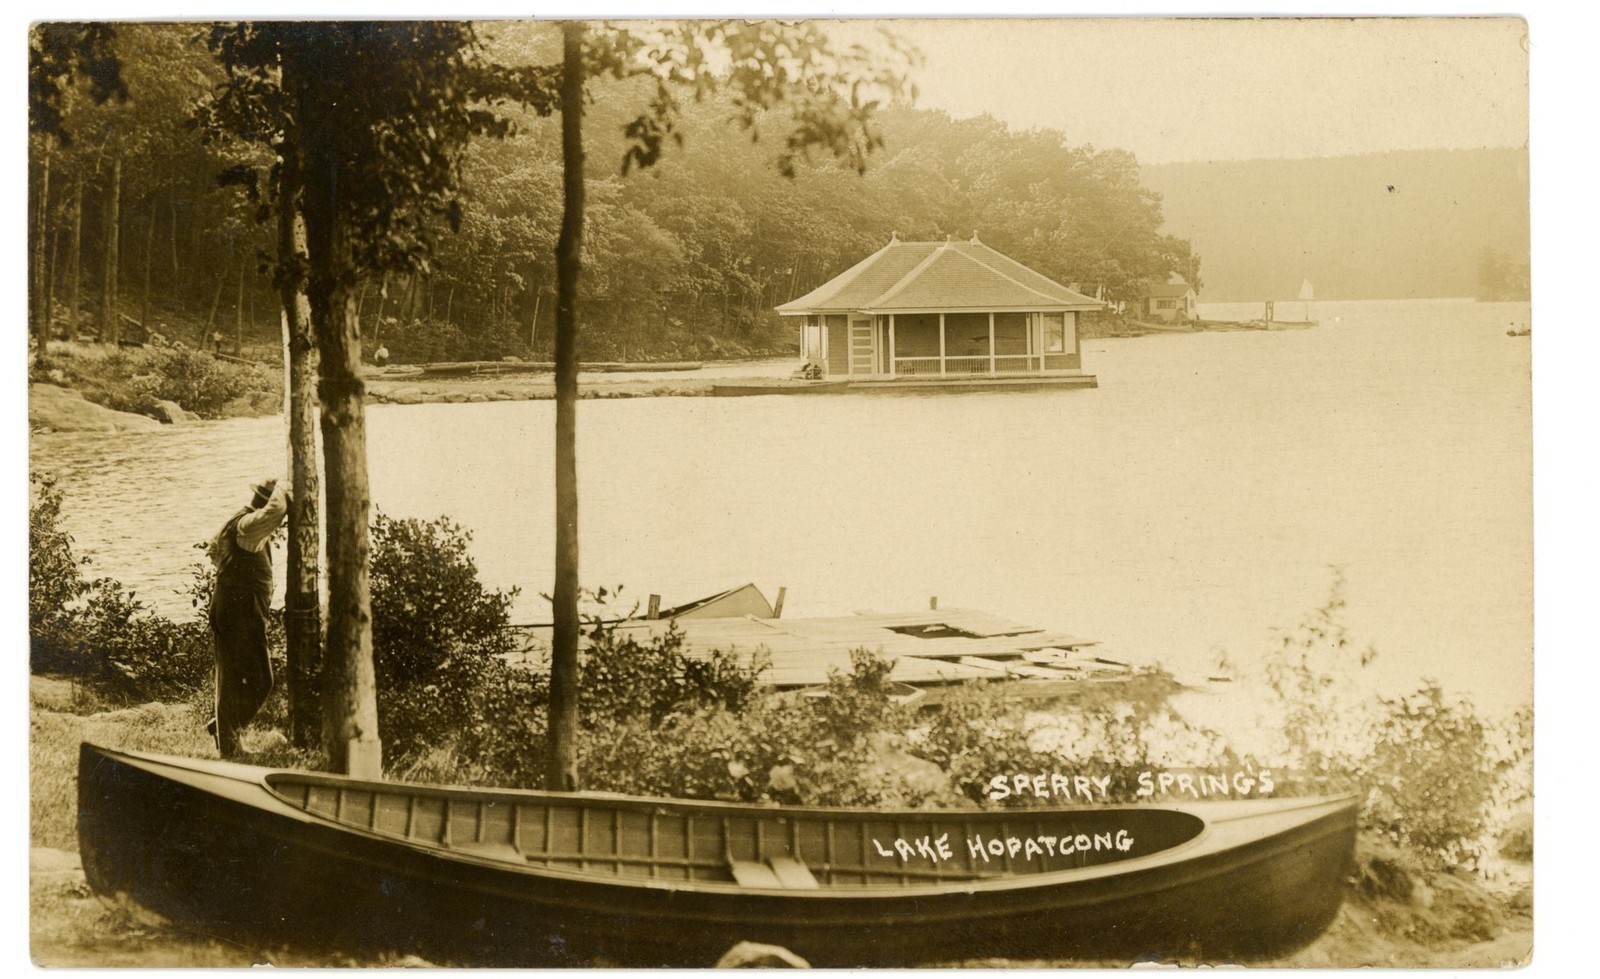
[32,299,1532,710]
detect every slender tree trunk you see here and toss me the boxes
[277,153,323,748]
[235,261,245,355]
[529,286,541,350]
[100,157,121,344]
[141,196,156,335]
[298,72,382,779]
[31,142,52,362]
[46,222,61,335]
[68,178,83,338]
[372,272,388,339]
[169,198,180,282]
[203,272,224,346]
[546,20,585,793]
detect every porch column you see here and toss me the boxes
[988,312,996,374]
[938,312,946,375]
[888,314,896,377]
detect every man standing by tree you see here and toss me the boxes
[208,476,288,757]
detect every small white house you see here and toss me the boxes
[1144,282,1198,322]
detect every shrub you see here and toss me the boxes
[71,577,215,703]
[1363,683,1502,871]
[579,613,767,727]
[132,347,269,417]
[29,473,91,672]
[1246,573,1520,872]
[368,512,526,776]
[369,512,519,689]
[41,343,282,419]
[913,671,1215,805]
[579,649,925,806]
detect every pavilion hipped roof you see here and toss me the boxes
[777,235,1104,315]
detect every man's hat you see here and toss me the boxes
[250,477,277,504]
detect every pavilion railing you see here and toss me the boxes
[892,355,1041,376]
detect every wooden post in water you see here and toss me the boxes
[647,594,660,620]
[930,596,938,611]
[773,587,787,619]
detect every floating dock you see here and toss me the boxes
[509,584,1156,703]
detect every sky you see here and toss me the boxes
[855,17,1529,164]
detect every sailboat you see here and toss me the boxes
[1269,279,1318,331]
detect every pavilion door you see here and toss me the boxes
[848,316,875,376]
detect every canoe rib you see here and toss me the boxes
[78,742,1357,966]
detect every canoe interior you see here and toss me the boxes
[267,773,1206,888]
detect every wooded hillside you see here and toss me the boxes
[29,22,1199,365]
[1142,149,1529,302]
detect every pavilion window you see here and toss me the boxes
[1041,312,1066,353]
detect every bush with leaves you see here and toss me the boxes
[1363,683,1505,871]
[579,613,767,727]
[1245,573,1523,872]
[132,346,277,417]
[369,512,519,688]
[41,344,281,420]
[912,671,1224,805]
[30,473,216,701]
[368,512,525,772]
[29,473,91,672]
[579,648,933,807]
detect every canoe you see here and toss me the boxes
[78,742,1357,966]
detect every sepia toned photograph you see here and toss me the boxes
[24,11,1535,969]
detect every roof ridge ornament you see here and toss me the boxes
[943,234,952,246]
[970,230,981,244]
[890,230,899,243]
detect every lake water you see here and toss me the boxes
[30,298,1533,712]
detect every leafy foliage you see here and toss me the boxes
[1363,683,1503,870]
[29,473,92,671]
[30,474,216,701]
[579,617,767,726]
[40,343,282,420]
[29,22,127,143]
[369,512,519,689]
[1245,573,1530,872]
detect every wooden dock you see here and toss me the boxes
[508,586,1146,698]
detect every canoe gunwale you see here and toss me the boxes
[89,743,1356,899]
[78,742,1361,964]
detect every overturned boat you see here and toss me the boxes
[79,742,1357,966]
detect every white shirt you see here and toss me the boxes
[235,484,289,553]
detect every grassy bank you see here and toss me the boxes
[30,675,1530,968]
[32,341,283,423]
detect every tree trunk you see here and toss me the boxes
[169,198,180,282]
[235,261,245,355]
[46,221,61,336]
[278,163,323,749]
[141,196,156,335]
[203,272,224,346]
[68,178,83,338]
[546,21,586,793]
[371,272,388,340]
[31,142,52,362]
[100,157,121,344]
[298,74,382,779]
